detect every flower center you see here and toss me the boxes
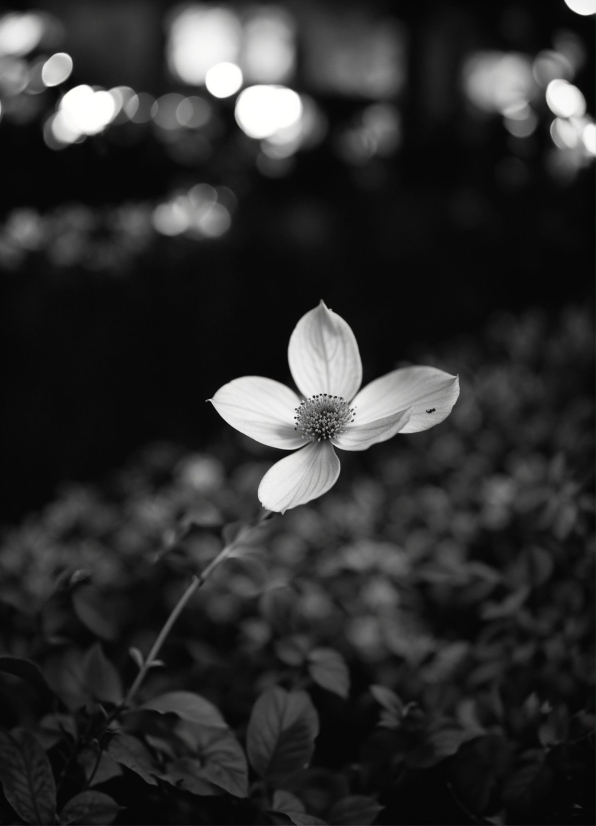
[294,394,356,441]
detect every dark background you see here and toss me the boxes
[1,0,593,522]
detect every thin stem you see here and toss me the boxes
[105,509,273,727]
[81,743,104,792]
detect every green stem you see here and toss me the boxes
[105,509,273,726]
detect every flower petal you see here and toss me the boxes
[288,300,362,401]
[331,408,411,451]
[351,367,460,433]
[210,376,305,449]
[258,440,341,513]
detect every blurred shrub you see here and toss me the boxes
[0,303,593,825]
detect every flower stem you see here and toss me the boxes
[105,509,273,726]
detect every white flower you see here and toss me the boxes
[210,301,460,513]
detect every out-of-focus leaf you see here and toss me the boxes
[140,691,227,728]
[538,705,569,747]
[502,754,554,816]
[34,714,77,751]
[107,733,159,786]
[246,687,319,783]
[328,795,383,825]
[59,791,120,825]
[286,767,350,819]
[271,789,306,813]
[407,727,468,768]
[0,726,56,825]
[449,734,514,815]
[81,643,123,705]
[307,649,350,699]
[370,685,403,728]
[175,722,248,797]
[159,757,223,796]
[72,586,118,640]
[43,650,89,710]
[275,635,311,667]
[129,647,144,669]
[0,657,55,703]
[481,587,530,620]
[259,587,299,636]
[78,743,123,786]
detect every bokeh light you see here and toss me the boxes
[205,62,243,98]
[167,5,241,86]
[0,12,44,57]
[563,0,596,14]
[545,79,586,118]
[502,102,538,138]
[550,117,581,149]
[153,184,233,240]
[56,85,117,142]
[124,92,154,124]
[532,50,573,87]
[46,110,79,148]
[175,95,212,128]
[582,122,596,155]
[553,30,587,74]
[151,93,185,130]
[152,200,189,236]
[242,7,296,84]
[41,52,73,87]
[107,86,136,122]
[235,84,302,139]
[0,56,29,96]
[463,52,536,114]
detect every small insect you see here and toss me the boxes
[426,408,436,413]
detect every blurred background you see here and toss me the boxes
[1,0,594,523]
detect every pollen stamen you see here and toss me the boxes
[294,393,356,441]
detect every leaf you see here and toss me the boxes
[59,791,120,825]
[282,815,328,825]
[246,687,319,783]
[502,755,554,815]
[0,726,56,825]
[307,649,350,699]
[107,733,159,786]
[271,789,306,813]
[370,685,403,728]
[140,691,227,728]
[43,650,89,711]
[78,743,123,786]
[370,685,404,717]
[35,714,77,750]
[129,647,144,669]
[259,587,299,636]
[407,727,468,768]
[159,758,222,796]
[328,795,383,825]
[81,644,123,705]
[481,586,530,620]
[0,657,55,702]
[175,722,249,797]
[72,586,118,640]
[449,734,514,815]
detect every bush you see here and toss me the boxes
[0,304,593,825]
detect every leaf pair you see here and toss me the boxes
[109,690,249,797]
[0,726,120,825]
[247,686,319,784]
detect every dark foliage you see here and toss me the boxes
[0,303,593,825]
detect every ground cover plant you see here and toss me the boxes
[0,303,593,825]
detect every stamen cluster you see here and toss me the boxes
[294,394,355,441]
